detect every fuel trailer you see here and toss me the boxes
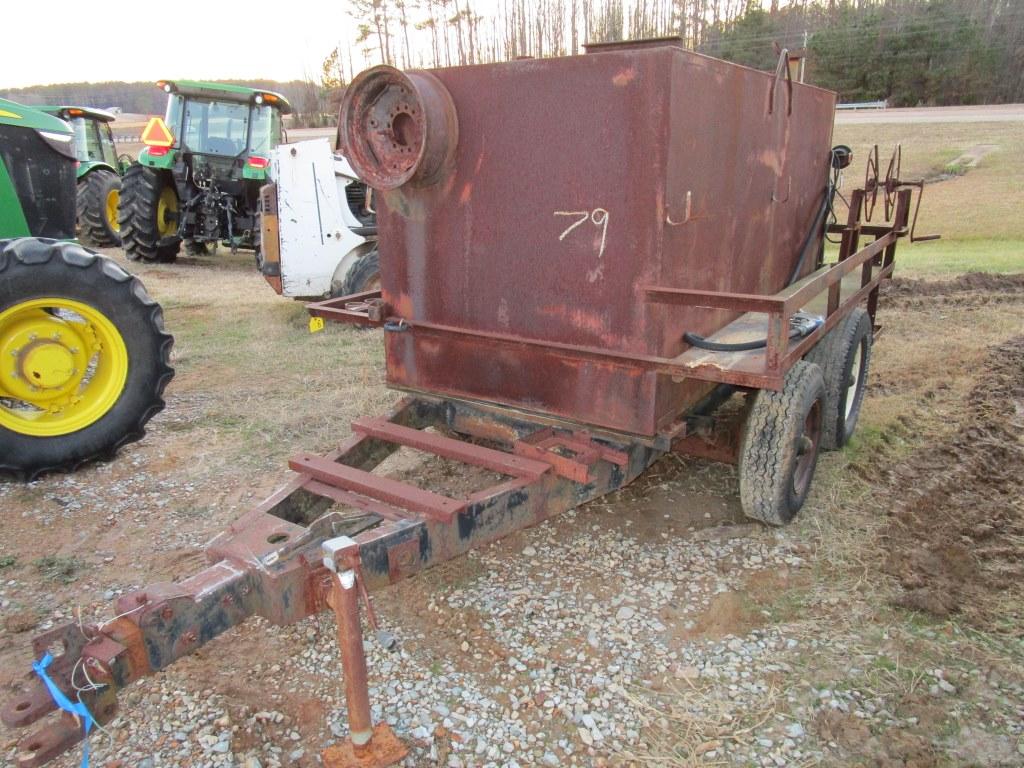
[2,39,934,768]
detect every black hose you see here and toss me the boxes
[786,184,834,287]
[683,319,818,353]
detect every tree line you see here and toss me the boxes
[4,0,1020,118]
[0,80,314,118]
[327,0,1022,106]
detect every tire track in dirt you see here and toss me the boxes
[883,271,1024,302]
[878,334,1024,628]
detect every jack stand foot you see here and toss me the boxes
[322,723,408,768]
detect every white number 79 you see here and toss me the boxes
[554,208,610,260]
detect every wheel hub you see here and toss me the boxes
[792,401,822,498]
[0,298,127,437]
[1,313,90,404]
[19,341,77,390]
[107,188,121,233]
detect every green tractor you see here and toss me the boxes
[120,80,292,263]
[0,98,174,478]
[37,106,129,247]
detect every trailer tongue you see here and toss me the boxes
[2,396,664,767]
[2,39,933,768]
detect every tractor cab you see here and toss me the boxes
[143,81,290,184]
[0,98,77,239]
[38,106,124,176]
[37,106,127,246]
[121,81,292,263]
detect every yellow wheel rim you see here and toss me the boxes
[0,298,129,437]
[106,188,121,233]
[157,186,178,238]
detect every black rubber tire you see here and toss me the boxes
[0,238,174,480]
[118,164,180,263]
[805,307,872,450]
[738,361,825,526]
[77,169,122,247]
[339,247,381,296]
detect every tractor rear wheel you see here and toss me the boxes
[0,238,174,479]
[738,361,825,526]
[119,164,181,263]
[77,169,122,247]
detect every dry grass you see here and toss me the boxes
[617,679,792,768]
[832,121,1024,242]
[831,120,1024,276]
[117,250,394,473]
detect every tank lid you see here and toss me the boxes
[583,36,685,54]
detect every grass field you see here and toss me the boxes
[832,120,1023,274]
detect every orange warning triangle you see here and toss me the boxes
[141,116,174,148]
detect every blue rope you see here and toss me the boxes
[31,652,93,768]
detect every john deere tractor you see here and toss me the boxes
[0,98,174,478]
[120,81,292,263]
[38,106,129,247]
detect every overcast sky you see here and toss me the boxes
[1,1,369,89]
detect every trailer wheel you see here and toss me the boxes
[338,246,381,296]
[739,361,825,526]
[0,238,174,480]
[77,169,122,247]
[805,307,872,450]
[119,164,181,263]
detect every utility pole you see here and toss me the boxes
[800,29,808,82]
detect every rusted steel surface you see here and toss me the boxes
[307,289,387,327]
[2,396,660,766]
[351,417,551,478]
[338,39,836,435]
[289,452,467,521]
[326,568,374,746]
[512,428,630,483]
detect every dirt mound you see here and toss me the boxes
[814,710,940,768]
[883,271,1024,298]
[881,336,1024,629]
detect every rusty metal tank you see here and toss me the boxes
[339,38,837,437]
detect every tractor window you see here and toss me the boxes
[164,94,185,142]
[181,99,250,156]
[70,117,104,164]
[99,123,119,167]
[248,105,281,157]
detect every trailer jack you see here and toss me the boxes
[321,538,407,768]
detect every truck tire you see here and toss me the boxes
[77,169,122,247]
[805,307,872,450]
[119,164,181,263]
[738,361,825,526]
[0,238,174,480]
[338,247,381,296]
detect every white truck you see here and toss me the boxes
[257,138,379,299]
